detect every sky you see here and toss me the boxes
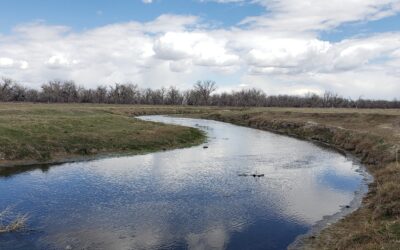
[1,0,400,99]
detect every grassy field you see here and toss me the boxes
[1,103,400,249]
[0,103,207,167]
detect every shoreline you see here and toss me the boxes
[0,138,206,176]
[288,152,373,249]
[0,106,398,248]
[140,113,378,249]
[186,111,398,249]
[137,114,372,249]
[0,114,372,243]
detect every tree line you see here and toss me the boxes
[0,78,399,108]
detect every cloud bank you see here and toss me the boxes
[1,0,400,99]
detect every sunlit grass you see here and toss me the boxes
[0,103,400,248]
[0,103,206,164]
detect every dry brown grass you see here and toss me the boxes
[0,206,28,233]
[186,108,400,249]
[1,103,400,247]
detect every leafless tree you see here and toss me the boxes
[165,86,183,105]
[41,80,63,102]
[193,80,217,105]
[94,86,108,103]
[0,78,27,102]
[0,77,399,108]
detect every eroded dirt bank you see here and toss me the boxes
[190,110,400,249]
[1,103,400,249]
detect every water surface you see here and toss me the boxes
[0,116,366,250]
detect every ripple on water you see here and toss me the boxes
[0,116,366,250]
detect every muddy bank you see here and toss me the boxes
[192,111,399,249]
[1,104,399,248]
[199,112,396,165]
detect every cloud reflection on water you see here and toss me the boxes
[0,116,364,250]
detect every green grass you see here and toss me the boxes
[0,103,206,164]
[1,103,400,248]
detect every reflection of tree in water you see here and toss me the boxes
[0,164,51,178]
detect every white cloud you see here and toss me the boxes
[0,57,29,69]
[238,0,400,32]
[169,60,193,73]
[46,54,79,69]
[144,15,199,33]
[0,57,14,68]
[154,31,239,67]
[1,1,400,99]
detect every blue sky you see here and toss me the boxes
[319,14,400,41]
[0,0,264,32]
[1,0,400,99]
[1,0,399,40]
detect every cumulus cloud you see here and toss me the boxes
[0,57,14,68]
[0,57,29,69]
[238,0,400,32]
[154,31,239,67]
[1,1,400,99]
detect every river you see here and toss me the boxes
[0,116,368,250]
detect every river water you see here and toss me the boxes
[0,116,367,250]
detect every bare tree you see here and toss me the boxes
[0,77,399,108]
[94,86,108,103]
[41,80,62,102]
[0,78,13,101]
[193,80,217,105]
[165,86,183,105]
[0,78,26,102]
[150,87,166,105]
[60,81,79,102]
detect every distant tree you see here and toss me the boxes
[25,89,39,102]
[0,78,27,102]
[41,80,62,102]
[0,77,399,108]
[150,87,166,105]
[60,81,79,102]
[193,80,217,105]
[94,86,108,103]
[108,83,139,104]
[165,86,183,105]
[141,88,153,104]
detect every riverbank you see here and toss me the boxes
[0,103,206,168]
[1,103,399,249]
[188,108,400,249]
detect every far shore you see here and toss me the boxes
[0,103,399,249]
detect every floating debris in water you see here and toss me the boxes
[238,173,265,177]
[252,174,265,177]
